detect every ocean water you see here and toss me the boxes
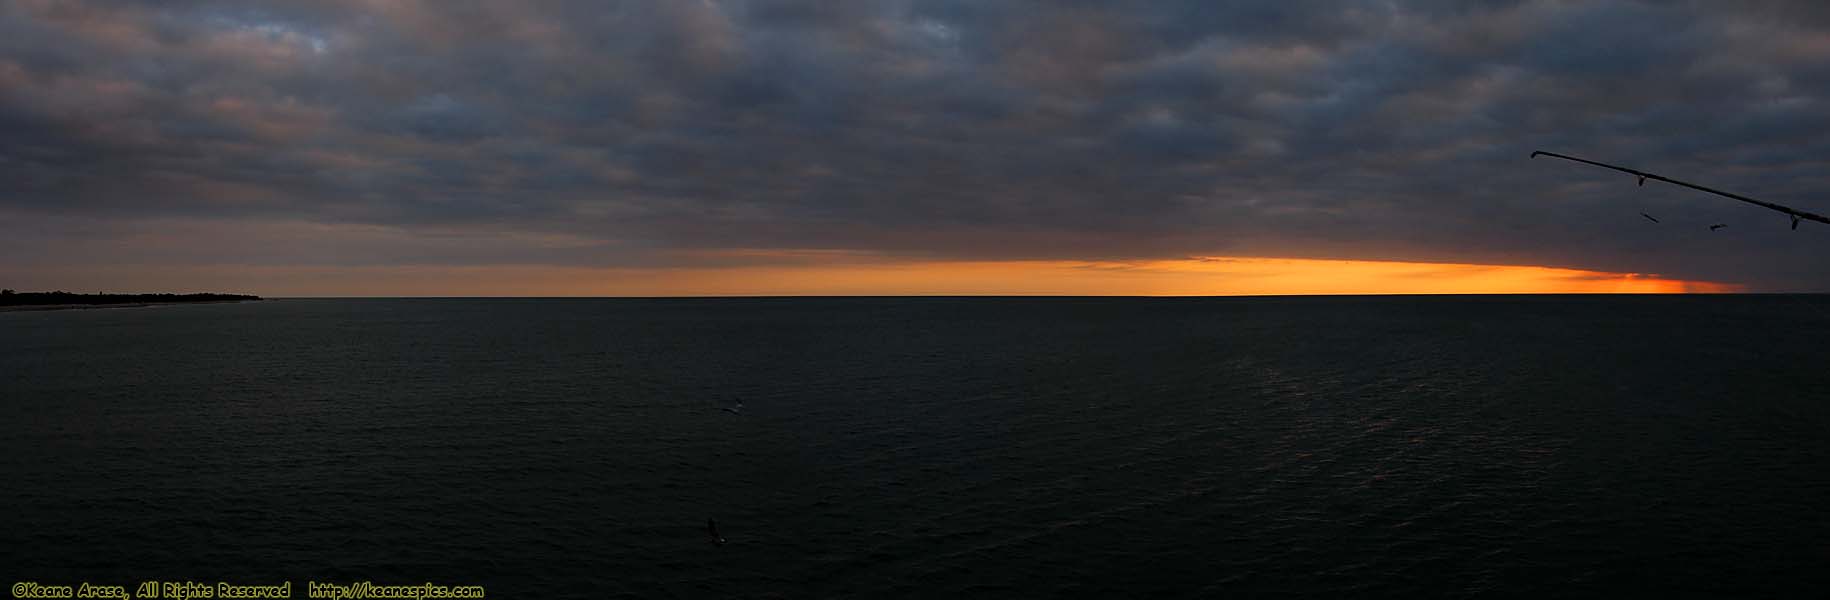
[3,296,1829,597]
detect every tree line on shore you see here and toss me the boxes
[0,289,261,306]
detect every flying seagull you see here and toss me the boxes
[1709,223,1727,231]
[1533,151,1829,231]
[707,518,727,545]
[719,402,744,415]
[1640,212,1660,223]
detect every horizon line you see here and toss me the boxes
[261,292,1824,299]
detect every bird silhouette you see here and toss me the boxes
[1640,212,1660,223]
[1709,223,1727,231]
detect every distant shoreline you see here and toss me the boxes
[0,299,263,313]
[0,291,263,312]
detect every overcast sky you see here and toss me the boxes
[4,0,1829,294]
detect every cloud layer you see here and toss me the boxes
[4,1,1829,291]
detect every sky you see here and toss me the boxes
[3,0,1829,296]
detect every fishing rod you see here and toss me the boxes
[1531,150,1830,230]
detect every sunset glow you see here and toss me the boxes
[15,256,1736,297]
[573,256,1743,297]
[8,1,1826,294]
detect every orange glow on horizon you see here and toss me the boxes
[18,255,1740,296]
[590,256,1742,296]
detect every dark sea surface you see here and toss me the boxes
[4,296,1829,598]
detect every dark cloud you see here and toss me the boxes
[3,0,1830,289]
